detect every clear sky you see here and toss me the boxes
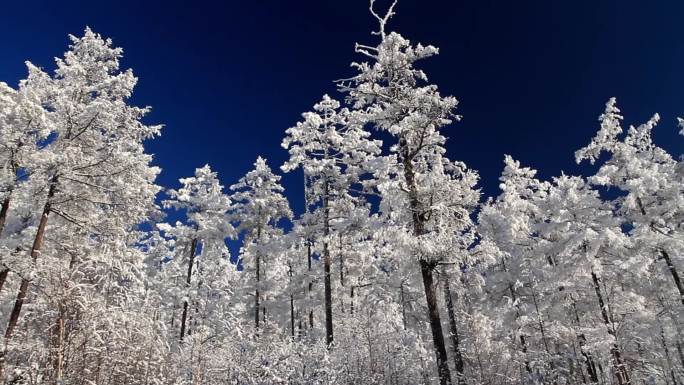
[1,0,683,214]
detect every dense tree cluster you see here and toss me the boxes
[0,2,682,384]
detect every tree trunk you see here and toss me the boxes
[443,279,466,385]
[323,180,334,347]
[401,144,452,385]
[255,247,261,332]
[308,240,314,330]
[573,300,599,384]
[636,198,684,307]
[289,263,295,338]
[0,181,56,380]
[0,195,12,295]
[502,258,532,375]
[660,250,684,307]
[5,182,55,339]
[421,261,452,385]
[50,303,66,383]
[179,238,198,342]
[590,270,630,385]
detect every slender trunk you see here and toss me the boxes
[660,327,679,385]
[0,159,16,294]
[443,279,466,385]
[0,181,56,379]
[323,180,334,346]
[636,197,684,307]
[502,258,532,375]
[401,143,452,385]
[339,233,345,313]
[50,303,65,383]
[590,269,630,385]
[289,263,295,338]
[303,172,314,331]
[660,250,684,307]
[5,182,56,339]
[255,248,261,332]
[400,283,407,330]
[0,269,8,298]
[0,194,10,236]
[421,261,452,385]
[350,285,355,315]
[307,240,314,330]
[573,301,599,384]
[179,238,198,342]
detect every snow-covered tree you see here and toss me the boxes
[282,94,381,346]
[230,156,292,332]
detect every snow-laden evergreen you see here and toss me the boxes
[0,2,682,385]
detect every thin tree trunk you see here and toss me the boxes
[179,238,198,342]
[350,285,354,315]
[303,172,314,331]
[339,233,345,313]
[590,269,630,385]
[0,194,10,238]
[0,194,12,296]
[50,303,65,383]
[502,258,532,375]
[573,300,599,384]
[255,244,261,332]
[400,282,407,330]
[443,278,466,385]
[0,181,56,379]
[401,143,452,385]
[660,327,679,385]
[308,240,313,330]
[289,263,295,338]
[421,261,452,385]
[660,250,684,307]
[635,198,684,307]
[323,180,334,347]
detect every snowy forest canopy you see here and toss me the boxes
[0,1,682,385]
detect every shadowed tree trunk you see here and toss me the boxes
[501,257,532,376]
[255,234,261,333]
[660,250,684,307]
[0,180,57,379]
[0,194,12,294]
[635,198,684,307]
[323,179,334,347]
[572,300,599,384]
[401,143,452,385]
[179,238,198,342]
[590,269,630,385]
[443,278,466,385]
[289,262,295,338]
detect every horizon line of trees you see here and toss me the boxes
[0,1,682,385]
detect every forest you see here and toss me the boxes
[0,1,682,384]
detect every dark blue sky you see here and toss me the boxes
[2,0,683,214]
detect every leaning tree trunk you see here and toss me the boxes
[401,146,452,385]
[572,300,600,384]
[636,198,684,307]
[443,278,466,385]
[590,269,630,385]
[322,179,334,347]
[0,181,56,379]
[179,238,198,342]
[0,194,12,294]
[660,250,684,307]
